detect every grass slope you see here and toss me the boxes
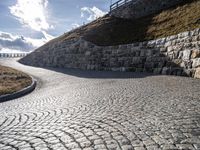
[0,66,32,95]
[49,0,200,46]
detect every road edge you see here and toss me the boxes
[0,77,37,102]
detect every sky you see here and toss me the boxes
[0,0,116,53]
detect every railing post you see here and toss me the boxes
[110,0,134,12]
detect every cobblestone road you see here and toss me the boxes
[0,59,200,150]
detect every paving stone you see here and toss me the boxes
[181,137,200,144]
[194,67,200,78]
[193,144,200,149]
[121,145,134,150]
[0,59,200,150]
[161,144,177,150]
[94,144,106,149]
[134,147,146,150]
[143,139,156,146]
[176,144,195,150]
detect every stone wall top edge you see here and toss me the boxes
[81,28,200,49]
[39,28,200,51]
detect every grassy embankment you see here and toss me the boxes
[48,0,200,46]
[0,66,32,95]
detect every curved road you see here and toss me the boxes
[0,58,200,150]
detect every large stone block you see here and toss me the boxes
[160,47,167,52]
[192,35,200,42]
[190,28,200,36]
[153,68,162,74]
[191,50,200,59]
[167,46,174,52]
[166,35,178,41]
[192,58,200,68]
[182,50,192,60]
[178,51,183,59]
[194,68,200,79]
[147,40,155,48]
[178,31,190,39]
[182,69,194,77]
[85,51,91,56]
[140,50,146,57]
[161,67,169,75]
[155,38,166,46]
[165,41,172,47]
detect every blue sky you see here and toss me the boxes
[0,0,115,53]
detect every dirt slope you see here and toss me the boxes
[47,0,200,46]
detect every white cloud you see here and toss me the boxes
[9,0,51,32]
[41,31,55,41]
[71,23,81,29]
[26,37,47,48]
[8,0,55,52]
[0,31,48,53]
[81,6,107,21]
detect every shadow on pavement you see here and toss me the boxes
[39,66,156,79]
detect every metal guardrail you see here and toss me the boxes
[0,53,29,58]
[110,0,137,11]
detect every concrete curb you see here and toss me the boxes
[0,77,37,102]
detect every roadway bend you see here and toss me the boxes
[0,58,200,150]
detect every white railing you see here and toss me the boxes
[0,53,29,58]
[110,0,138,11]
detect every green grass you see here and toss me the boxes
[0,66,32,95]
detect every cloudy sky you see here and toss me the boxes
[0,0,115,53]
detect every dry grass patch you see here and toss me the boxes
[0,66,32,95]
[45,0,200,46]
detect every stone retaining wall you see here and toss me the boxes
[20,28,200,78]
[110,0,184,19]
